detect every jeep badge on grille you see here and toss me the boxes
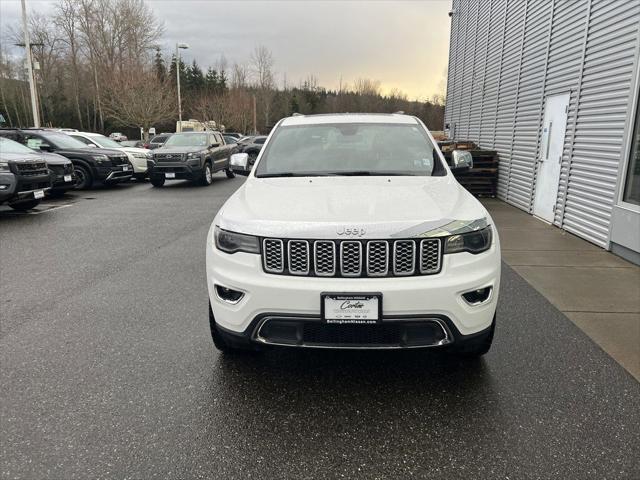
[336,226,366,237]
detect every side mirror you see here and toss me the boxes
[39,144,53,152]
[451,150,473,171]
[210,143,220,148]
[230,153,250,176]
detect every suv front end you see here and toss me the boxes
[205,114,501,357]
[207,220,499,352]
[0,157,52,209]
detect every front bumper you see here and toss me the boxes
[51,173,76,191]
[96,165,133,183]
[0,172,51,203]
[126,154,149,174]
[206,226,501,347]
[149,161,202,180]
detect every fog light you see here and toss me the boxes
[215,285,245,304]
[0,185,8,190]
[462,286,492,306]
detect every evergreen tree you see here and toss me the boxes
[187,59,205,91]
[205,67,219,91]
[168,55,187,87]
[289,95,300,115]
[153,48,166,82]
[218,69,228,93]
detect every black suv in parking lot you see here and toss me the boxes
[0,129,132,189]
[148,131,236,187]
[0,137,52,211]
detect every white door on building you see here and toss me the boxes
[533,93,571,223]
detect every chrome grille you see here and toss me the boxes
[14,162,48,176]
[263,239,284,273]
[340,241,362,276]
[366,241,388,276]
[154,153,184,162]
[288,240,309,275]
[393,240,416,275]
[314,241,336,276]
[262,238,442,278]
[420,239,441,274]
[109,155,128,166]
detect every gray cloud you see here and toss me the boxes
[1,0,451,99]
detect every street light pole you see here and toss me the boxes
[20,0,39,127]
[175,42,189,132]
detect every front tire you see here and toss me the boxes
[73,164,92,189]
[150,176,165,187]
[9,199,41,211]
[200,162,213,186]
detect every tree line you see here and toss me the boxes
[0,0,444,139]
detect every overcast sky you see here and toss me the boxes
[0,0,451,100]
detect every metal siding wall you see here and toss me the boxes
[452,0,470,137]
[507,0,553,210]
[560,0,640,246]
[441,0,640,250]
[495,0,527,201]
[479,0,508,147]
[467,0,493,141]
[544,0,589,226]
[444,0,461,129]
[458,0,480,139]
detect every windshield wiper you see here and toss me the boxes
[325,171,414,176]
[257,172,332,178]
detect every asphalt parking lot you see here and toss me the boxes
[1,176,639,479]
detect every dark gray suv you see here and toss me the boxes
[149,132,236,187]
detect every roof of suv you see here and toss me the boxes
[280,113,419,127]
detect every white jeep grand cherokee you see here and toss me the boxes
[206,113,500,356]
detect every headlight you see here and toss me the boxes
[186,152,201,159]
[214,226,260,254]
[0,161,10,172]
[145,152,153,159]
[132,152,147,159]
[92,154,109,163]
[444,227,492,254]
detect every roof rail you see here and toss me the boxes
[393,111,405,115]
[291,112,304,117]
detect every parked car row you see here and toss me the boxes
[0,129,135,190]
[0,136,74,211]
[0,127,266,210]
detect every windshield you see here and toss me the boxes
[164,133,208,147]
[0,137,38,155]
[40,132,89,150]
[255,123,444,177]
[90,135,124,149]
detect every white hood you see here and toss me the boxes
[216,175,489,239]
[120,147,149,155]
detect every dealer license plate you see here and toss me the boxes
[321,293,382,324]
[165,172,176,178]
[33,190,45,199]
[64,174,72,182]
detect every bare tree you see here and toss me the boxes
[250,45,274,90]
[250,45,275,127]
[353,78,382,97]
[102,70,175,140]
[231,62,248,89]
